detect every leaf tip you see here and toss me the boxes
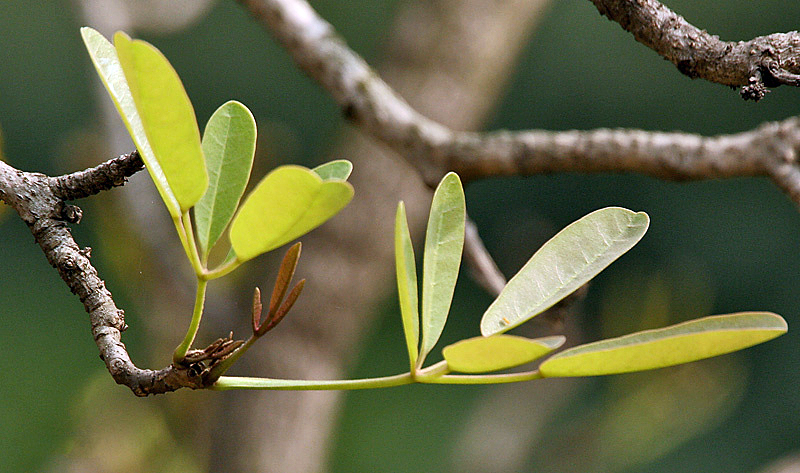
[541,335,567,350]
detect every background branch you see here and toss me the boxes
[590,0,800,100]
[237,0,800,212]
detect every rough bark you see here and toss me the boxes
[589,0,800,100]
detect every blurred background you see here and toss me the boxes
[1,0,799,472]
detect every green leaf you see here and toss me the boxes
[195,101,257,257]
[443,335,565,374]
[481,207,649,336]
[539,312,787,377]
[80,27,180,217]
[114,31,207,212]
[313,160,353,181]
[419,172,465,363]
[395,201,419,369]
[229,165,354,262]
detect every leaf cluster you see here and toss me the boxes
[82,28,787,391]
[82,28,353,374]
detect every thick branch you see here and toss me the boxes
[444,117,800,184]
[0,156,205,396]
[238,0,800,207]
[589,0,800,100]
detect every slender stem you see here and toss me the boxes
[172,215,194,267]
[202,257,242,281]
[211,372,415,391]
[181,211,205,276]
[173,277,209,363]
[414,360,449,381]
[421,370,543,385]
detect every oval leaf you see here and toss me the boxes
[395,202,419,369]
[195,101,257,257]
[229,165,354,262]
[419,172,466,363]
[481,207,649,336]
[114,32,207,212]
[80,27,180,217]
[443,335,565,374]
[539,312,787,377]
[313,160,353,181]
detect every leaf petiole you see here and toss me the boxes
[211,372,415,391]
[202,257,242,280]
[171,213,205,276]
[420,370,543,385]
[181,211,205,276]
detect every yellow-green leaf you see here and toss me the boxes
[539,312,787,377]
[114,31,207,212]
[443,335,565,374]
[229,165,353,262]
[395,201,419,369]
[313,160,353,181]
[420,172,465,364]
[80,27,179,217]
[195,101,256,258]
[481,207,649,336]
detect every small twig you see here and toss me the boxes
[50,150,143,201]
[464,219,506,297]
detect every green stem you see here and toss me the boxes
[202,257,242,281]
[181,211,205,276]
[421,370,543,385]
[172,213,204,276]
[173,277,209,363]
[212,372,414,391]
[414,360,449,381]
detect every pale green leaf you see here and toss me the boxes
[395,201,419,369]
[313,160,353,181]
[539,312,787,377]
[80,27,179,217]
[114,31,207,212]
[419,172,465,363]
[481,207,649,336]
[229,165,353,262]
[443,335,565,374]
[195,101,256,257]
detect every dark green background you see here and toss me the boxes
[1,1,798,472]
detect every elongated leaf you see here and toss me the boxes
[419,172,465,363]
[229,165,353,262]
[80,27,180,217]
[313,160,353,181]
[395,201,419,369]
[268,242,302,318]
[481,207,649,336]
[114,31,207,212]
[443,335,565,374]
[539,312,787,377]
[195,101,257,257]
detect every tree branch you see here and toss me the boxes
[50,150,143,201]
[236,0,800,208]
[0,155,212,396]
[589,0,800,100]
[445,118,800,194]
